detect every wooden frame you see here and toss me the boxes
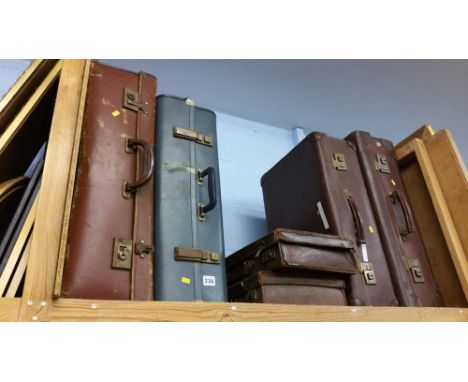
[0,60,467,321]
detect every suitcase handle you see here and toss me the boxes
[197,167,217,219]
[123,138,154,198]
[346,197,366,244]
[389,189,414,236]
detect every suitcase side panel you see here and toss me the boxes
[347,131,443,307]
[62,62,155,300]
[193,107,227,301]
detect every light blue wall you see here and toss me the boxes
[0,60,30,99]
[216,112,296,255]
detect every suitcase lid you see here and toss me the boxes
[226,228,354,268]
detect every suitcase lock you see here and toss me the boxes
[375,154,390,173]
[174,247,221,264]
[135,240,154,258]
[332,153,347,171]
[261,248,276,264]
[112,238,133,270]
[361,262,377,285]
[123,88,148,114]
[173,127,213,147]
[405,258,425,283]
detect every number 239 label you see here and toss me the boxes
[203,275,216,287]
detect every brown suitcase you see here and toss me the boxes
[229,270,347,305]
[226,228,358,286]
[346,131,443,307]
[261,132,398,306]
[60,62,156,300]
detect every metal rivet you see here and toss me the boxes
[27,300,33,306]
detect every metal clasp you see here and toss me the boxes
[405,258,425,283]
[375,154,390,173]
[123,88,148,114]
[173,127,213,147]
[332,152,347,171]
[135,240,154,258]
[112,238,133,270]
[361,262,377,285]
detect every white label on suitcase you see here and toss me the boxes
[317,201,330,230]
[361,243,369,262]
[203,275,216,287]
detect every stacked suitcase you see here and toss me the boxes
[260,131,443,307]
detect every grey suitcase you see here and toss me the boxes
[154,95,227,301]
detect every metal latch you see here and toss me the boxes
[135,240,154,258]
[112,238,133,270]
[173,127,213,147]
[174,247,221,264]
[198,202,206,221]
[405,258,425,283]
[261,248,276,264]
[123,88,148,114]
[361,262,377,285]
[332,153,347,171]
[375,154,390,173]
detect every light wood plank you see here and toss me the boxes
[411,139,468,301]
[50,299,468,322]
[54,60,91,297]
[0,196,37,295]
[5,232,33,298]
[394,124,435,153]
[0,298,21,321]
[425,130,468,262]
[19,60,90,322]
[0,61,62,152]
[0,60,58,134]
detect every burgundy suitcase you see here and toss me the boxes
[226,228,358,286]
[346,131,443,306]
[229,270,348,305]
[60,62,156,300]
[261,132,398,306]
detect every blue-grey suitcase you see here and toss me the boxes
[154,95,227,301]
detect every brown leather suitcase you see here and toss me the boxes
[346,131,443,307]
[226,228,358,286]
[60,62,156,300]
[229,270,347,305]
[261,132,398,306]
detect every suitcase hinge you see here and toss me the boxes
[135,240,154,258]
[360,262,377,285]
[173,127,213,147]
[375,154,390,173]
[174,247,221,264]
[112,238,133,270]
[123,88,148,114]
[332,152,347,171]
[404,257,425,283]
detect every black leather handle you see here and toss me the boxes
[347,197,366,244]
[124,138,154,197]
[199,167,217,214]
[389,189,414,236]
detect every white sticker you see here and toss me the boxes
[376,141,382,147]
[361,243,369,262]
[317,201,330,230]
[203,275,216,287]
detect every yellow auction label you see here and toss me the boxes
[369,226,374,233]
[181,276,191,285]
[112,110,121,117]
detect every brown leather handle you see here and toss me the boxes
[347,197,366,244]
[123,138,154,198]
[389,189,414,236]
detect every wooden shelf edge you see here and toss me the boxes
[48,299,468,322]
[0,298,21,322]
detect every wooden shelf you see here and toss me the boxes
[0,297,466,322]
